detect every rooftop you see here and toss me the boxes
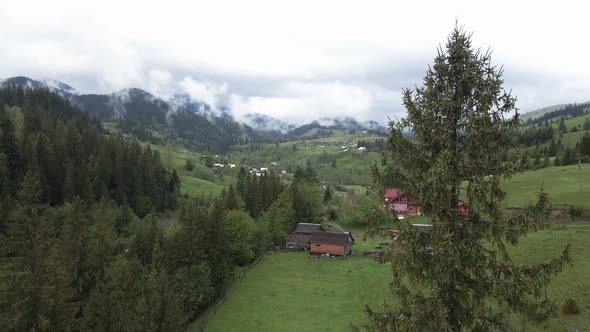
[309,231,354,246]
[293,223,323,234]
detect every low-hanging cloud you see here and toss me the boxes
[177,76,229,114]
[1,0,589,123]
[230,81,401,125]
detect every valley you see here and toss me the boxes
[2,19,590,332]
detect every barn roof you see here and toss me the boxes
[286,233,313,243]
[294,223,322,234]
[309,231,354,246]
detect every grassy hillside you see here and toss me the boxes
[199,221,590,332]
[140,143,237,198]
[520,101,590,122]
[564,112,590,129]
[502,164,589,208]
[520,104,567,122]
[202,252,392,332]
[232,131,385,187]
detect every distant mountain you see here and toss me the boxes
[1,76,263,152]
[1,76,388,147]
[1,76,79,97]
[285,117,387,140]
[168,93,232,119]
[241,113,296,133]
[312,116,387,132]
[363,120,388,131]
[41,79,79,95]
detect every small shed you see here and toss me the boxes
[285,223,323,249]
[309,231,354,256]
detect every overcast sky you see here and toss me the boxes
[1,0,588,125]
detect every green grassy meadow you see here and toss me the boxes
[202,252,392,332]
[198,220,590,332]
[501,164,590,208]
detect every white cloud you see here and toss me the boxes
[147,69,174,98]
[178,76,229,113]
[230,81,400,125]
[1,0,589,121]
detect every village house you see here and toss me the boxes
[357,146,368,153]
[383,188,421,215]
[384,188,469,216]
[285,223,323,249]
[309,231,354,256]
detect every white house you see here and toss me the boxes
[357,147,368,153]
[213,163,225,168]
[229,164,236,168]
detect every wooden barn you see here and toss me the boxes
[309,231,354,256]
[285,223,323,249]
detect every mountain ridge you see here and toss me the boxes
[0,76,389,135]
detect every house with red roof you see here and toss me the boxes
[383,188,421,215]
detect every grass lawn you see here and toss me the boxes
[179,175,226,197]
[201,252,392,332]
[509,220,590,331]
[198,219,590,332]
[501,164,590,208]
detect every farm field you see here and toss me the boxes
[197,220,590,332]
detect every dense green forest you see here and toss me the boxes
[71,87,266,153]
[0,87,327,331]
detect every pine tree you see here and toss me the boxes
[366,26,571,331]
[225,184,239,210]
[562,147,575,165]
[0,173,76,330]
[185,158,194,171]
[579,131,590,156]
[206,198,230,288]
[236,167,247,198]
[558,117,567,133]
[323,186,332,204]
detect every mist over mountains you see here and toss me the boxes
[0,76,388,135]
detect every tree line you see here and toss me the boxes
[0,87,180,219]
[0,86,325,330]
[525,103,590,127]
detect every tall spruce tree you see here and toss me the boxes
[0,173,76,330]
[366,26,571,331]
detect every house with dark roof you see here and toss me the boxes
[309,231,354,256]
[285,223,323,249]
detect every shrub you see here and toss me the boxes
[326,206,338,220]
[562,298,579,315]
